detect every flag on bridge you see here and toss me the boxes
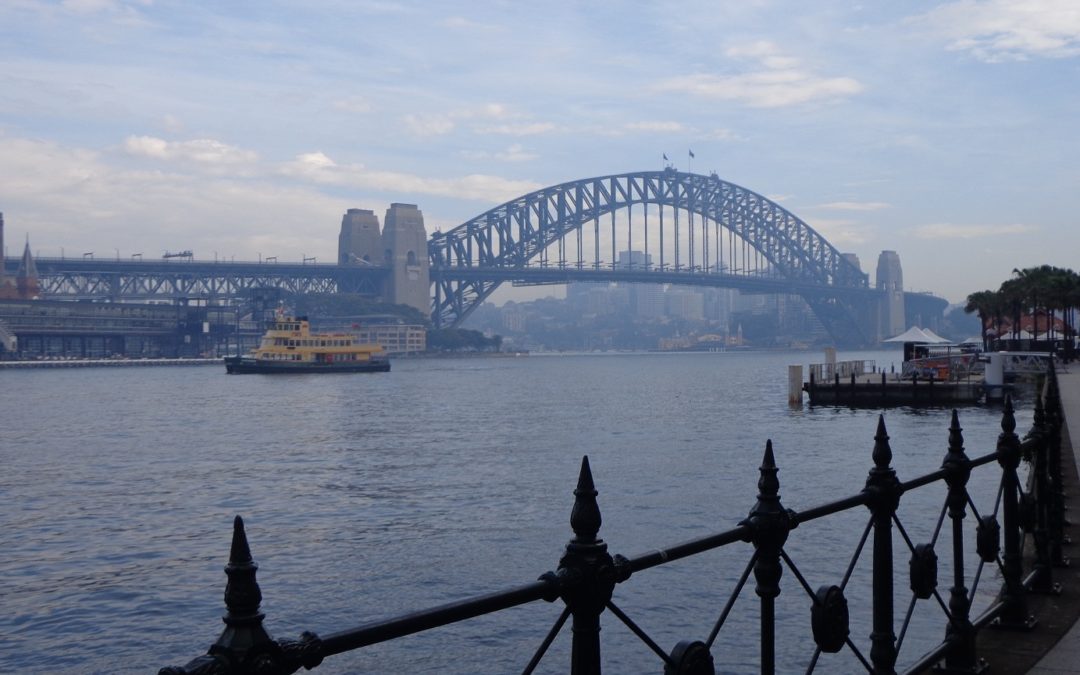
[689,149,695,158]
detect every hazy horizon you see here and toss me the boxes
[2,1,1078,306]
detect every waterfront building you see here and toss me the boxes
[353,323,426,355]
[311,316,427,355]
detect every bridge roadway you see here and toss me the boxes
[1025,367,1080,674]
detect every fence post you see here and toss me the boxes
[996,397,1037,629]
[744,441,793,675]
[940,410,982,672]
[1028,390,1057,593]
[1045,369,1070,567]
[864,416,900,674]
[558,456,616,675]
[158,516,323,675]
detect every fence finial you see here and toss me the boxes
[872,415,892,470]
[571,455,601,543]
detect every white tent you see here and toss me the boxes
[884,326,938,343]
[920,328,951,344]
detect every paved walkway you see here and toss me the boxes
[1028,368,1080,674]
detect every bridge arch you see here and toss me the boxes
[430,170,874,344]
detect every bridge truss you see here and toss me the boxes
[430,169,876,345]
[20,259,386,303]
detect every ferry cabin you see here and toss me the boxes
[253,318,385,364]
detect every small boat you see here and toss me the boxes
[224,315,390,374]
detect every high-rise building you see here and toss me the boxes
[876,250,905,339]
[666,288,704,320]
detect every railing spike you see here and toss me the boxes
[873,415,893,469]
[571,455,601,543]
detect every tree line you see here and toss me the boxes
[964,265,1080,351]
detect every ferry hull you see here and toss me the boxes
[224,356,390,374]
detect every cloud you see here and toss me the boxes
[279,150,541,202]
[813,201,891,211]
[161,115,184,133]
[0,135,344,261]
[442,16,500,31]
[403,113,456,137]
[623,121,685,133]
[406,104,541,136]
[333,96,372,114]
[913,223,1038,239]
[477,122,556,136]
[123,136,259,165]
[461,144,537,162]
[659,71,862,108]
[802,217,869,245]
[61,0,119,13]
[0,134,545,268]
[703,128,742,142]
[657,41,862,107]
[912,0,1080,61]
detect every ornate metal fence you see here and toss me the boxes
[160,368,1069,675]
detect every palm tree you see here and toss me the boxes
[964,289,999,351]
[998,277,1026,342]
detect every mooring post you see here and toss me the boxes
[158,516,323,675]
[864,416,899,674]
[939,410,983,672]
[743,440,793,675]
[996,397,1037,629]
[558,456,616,675]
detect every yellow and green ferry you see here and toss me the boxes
[224,315,390,374]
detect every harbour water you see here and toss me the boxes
[0,350,1031,674]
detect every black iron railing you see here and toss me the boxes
[160,367,1068,675]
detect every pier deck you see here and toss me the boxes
[804,371,984,406]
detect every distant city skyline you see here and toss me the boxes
[1,1,1078,305]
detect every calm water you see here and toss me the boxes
[0,350,1031,674]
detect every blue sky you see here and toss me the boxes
[1,0,1078,304]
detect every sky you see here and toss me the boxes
[1,0,1078,306]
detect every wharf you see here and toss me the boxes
[803,372,984,406]
[0,357,221,369]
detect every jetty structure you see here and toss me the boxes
[789,333,986,406]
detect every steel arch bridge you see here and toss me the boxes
[430,169,876,345]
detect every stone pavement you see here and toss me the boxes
[1027,368,1080,674]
